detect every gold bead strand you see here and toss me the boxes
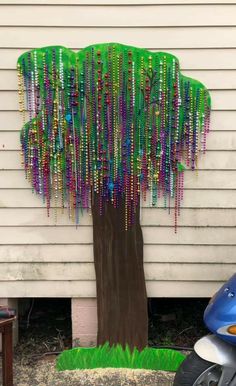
[17,64,26,125]
[17,64,26,170]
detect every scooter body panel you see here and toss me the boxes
[194,334,236,367]
[174,274,236,385]
[204,273,236,345]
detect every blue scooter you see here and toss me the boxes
[174,273,236,386]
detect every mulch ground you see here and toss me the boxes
[0,356,175,385]
[0,297,207,385]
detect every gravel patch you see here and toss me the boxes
[1,356,175,385]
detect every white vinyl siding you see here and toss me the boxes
[0,0,235,298]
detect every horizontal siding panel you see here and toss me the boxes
[0,27,235,49]
[0,226,236,244]
[0,280,223,298]
[1,69,236,91]
[1,170,236,189]
[1,150,235,170]
[0,131,19,149]
[0,5,235,27]
[1,111,235,131]
[2,1,236,5]
[1,131,236,151]
[211,90,236,110]
[0,262,234,281]
[0,90,232,110]
[1,48,236,70]
[183,70,236,90]
[0,279,97,298]
[0,111,23,131]
[183,170,236,189]
[210,111,236,131]
[0,189,235,208]
[0,244,235,264]
[147,281,222,297]
[0,71,16,90]
[0,208,236,226]
[0,262,96,281]
[207,131,236,149]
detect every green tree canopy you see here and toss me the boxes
[17,42,211,230]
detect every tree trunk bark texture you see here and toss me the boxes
[92,193,148,351]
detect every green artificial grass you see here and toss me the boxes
[56,342,185,372]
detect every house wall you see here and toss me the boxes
[0,0,236,299]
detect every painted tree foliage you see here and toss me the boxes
[17,43,211,350]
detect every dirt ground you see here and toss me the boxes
[0,356,175,386]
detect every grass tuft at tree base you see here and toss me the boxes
[56,342,185,372]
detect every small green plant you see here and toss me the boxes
[56,342,185,372]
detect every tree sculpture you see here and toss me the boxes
[17,43,211,351]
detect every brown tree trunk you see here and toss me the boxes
[92,193,148,351]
